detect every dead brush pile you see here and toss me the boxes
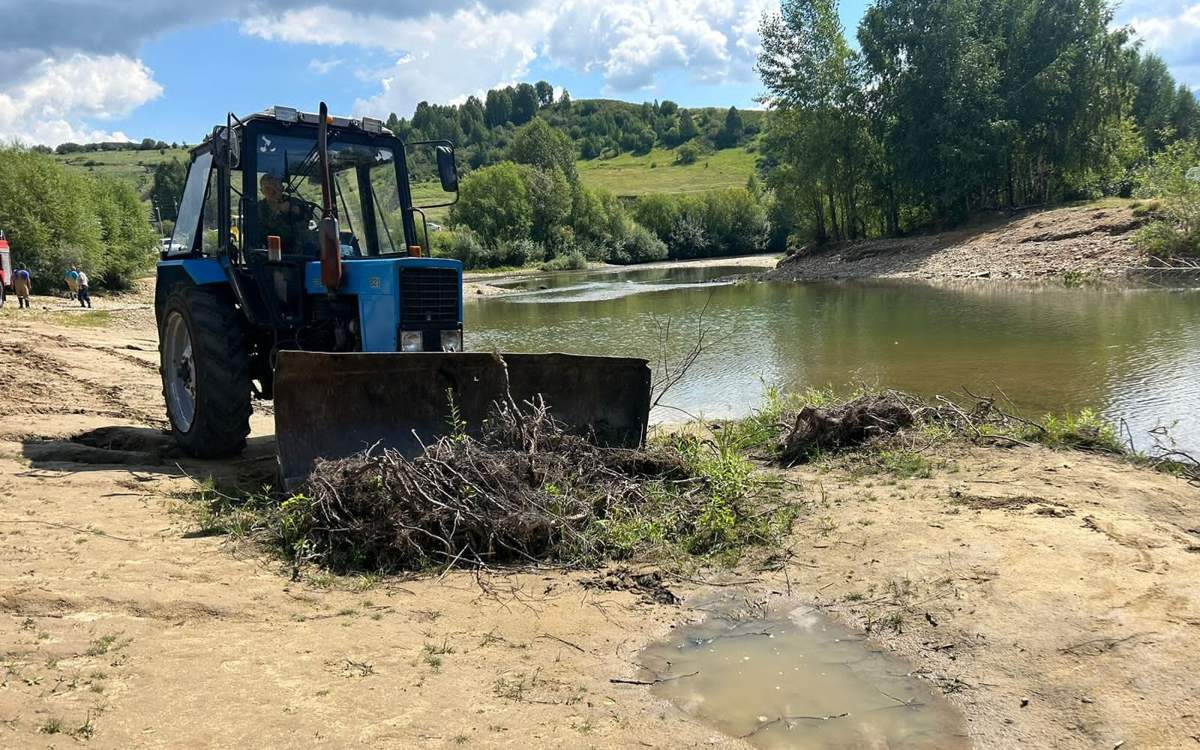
[284,397,777,572]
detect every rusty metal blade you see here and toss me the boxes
[273,351,651,488]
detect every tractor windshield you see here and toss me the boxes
[254,133,404,256]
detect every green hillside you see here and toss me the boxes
[54,147,189,197]
[576,145,758,197]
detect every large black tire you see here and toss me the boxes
[159,284,252,458]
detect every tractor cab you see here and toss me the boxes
[159,106,463,364]
[165,106,456,262]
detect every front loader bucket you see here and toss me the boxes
[273,351,652,488]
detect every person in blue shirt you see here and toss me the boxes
[65,268,79,300]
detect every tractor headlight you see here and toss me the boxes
[440,330,463,352]
[400,330,423,352]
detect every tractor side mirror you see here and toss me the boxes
[436,145,458,193]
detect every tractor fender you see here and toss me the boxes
[155,258,228,326]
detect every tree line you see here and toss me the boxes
[438,119,769,269]
[0,148,157,291]
[758,0,1200,245]
[388,81,762,177]
[47,138,181,156]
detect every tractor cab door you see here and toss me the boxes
[164,150,214,258]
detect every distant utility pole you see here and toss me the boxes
[152,202,165,237]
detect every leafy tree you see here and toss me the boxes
[484,88,513,128]
[151,158,188,220]
[507,118,579,183]
[678,110,700,142]
[512,83,539,125]
[534,80,555,108]
[1129,54,1182,152]
[520,165,572,244]
[0,147,154,290]
[716,106,745,148]
[449,161,532,244]
[676,142,702,165]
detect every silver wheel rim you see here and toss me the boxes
[163,311,196,432]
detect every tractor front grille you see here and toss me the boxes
[399,267,460,327]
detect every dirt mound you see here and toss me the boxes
[583,568,680,605]
[21,426,181,467]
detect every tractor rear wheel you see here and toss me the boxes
[159,284,252,458]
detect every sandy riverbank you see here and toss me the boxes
[1,279,1197,748]
[763,204,1150,283]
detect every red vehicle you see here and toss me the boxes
[0,231,11,306]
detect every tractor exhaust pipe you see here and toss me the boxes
[316,101,343,290]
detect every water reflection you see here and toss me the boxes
[467,268,1200,452]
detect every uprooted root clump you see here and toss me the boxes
[777,393,918,465]
[773,389,1126,467]
[257,398,793,573]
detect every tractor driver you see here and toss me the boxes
[258,173,316,254]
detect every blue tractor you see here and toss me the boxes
[157,103,651,485]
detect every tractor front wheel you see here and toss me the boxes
[159,285,252,458]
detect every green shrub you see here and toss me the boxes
[432,228,488,267]
[497,238,543,267]
[449,161,532,244]
[608,224,668,264]
[676,142,702,165]
[632,193,681,240]
[1133,140,1200,257]
[0,147,155,291]
[539,249,587,271]
[1029,409,1123,453]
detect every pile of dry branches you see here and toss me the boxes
[295,397,688,572]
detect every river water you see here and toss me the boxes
[465,262,1200,452]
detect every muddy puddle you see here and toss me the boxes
[640,595,968,749]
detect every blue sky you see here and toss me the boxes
[0,0,1194,146]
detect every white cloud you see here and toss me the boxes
[0,54,163,145]
[545,0,771,92]
[1124,1,1200,87]
[3,0,769,143]
[242,4,547,117]
[240,0,768,116]
[308,58,343,75]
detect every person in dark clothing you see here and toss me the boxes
[13,268,31,308]
[76,270,92,308]
[258,173,316,254]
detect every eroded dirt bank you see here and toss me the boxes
[764,204,1148,282]
[2,289,1199,748]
